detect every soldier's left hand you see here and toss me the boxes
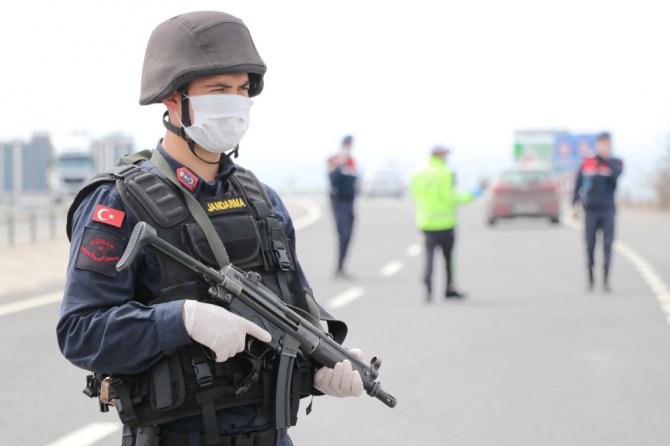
[314,348,364,397]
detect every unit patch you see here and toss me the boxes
[177,167,199,192]
[92,205,125,228]
[75,226,126,277]
[204,196,248,216]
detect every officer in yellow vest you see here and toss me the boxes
[411,145,478,301]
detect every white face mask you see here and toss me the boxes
[180,94,253,153]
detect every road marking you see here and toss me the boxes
[380,260,403,277]
[564,218,670,325]
[46,422,121,446]
[406,243,422,257]
[290,198,323,231]
[327,287,365,309]
[614,240,670,323]
[0,291,62,317]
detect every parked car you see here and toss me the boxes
[364,167,405,198]
[487,166,560,225]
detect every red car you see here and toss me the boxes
[487,167,560,225]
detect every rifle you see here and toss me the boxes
[117,222,397,431]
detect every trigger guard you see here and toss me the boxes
[245,336,274,360]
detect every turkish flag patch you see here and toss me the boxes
[92,205,125,228]
[75,227,126,277]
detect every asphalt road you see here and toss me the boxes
[1,195,670,446]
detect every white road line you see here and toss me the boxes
[564,217,670,324]
[614,240,670,308]
[327,287,365,309]
[46,422,121,446]
[290,198,323,231]
[380,260,403,277]
[0,291,62,317]
[406,243,422,257]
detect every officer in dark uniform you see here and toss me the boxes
[327,135,358,279]
[572,132,624,291]
[57,11,363,446]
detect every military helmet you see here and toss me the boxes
[139,11,267,105]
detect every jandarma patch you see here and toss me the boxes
[204,196,248,215]
[75,227,126,277]
[177,167,199,192]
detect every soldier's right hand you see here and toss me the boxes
[182,300,272,362]
[572,205,580,219]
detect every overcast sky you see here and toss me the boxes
[2,0,670,193]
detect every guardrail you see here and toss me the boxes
[0,206,69,247]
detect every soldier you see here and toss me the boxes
[57,11,363,446]
[572,132,624,291]
[327,135,359,279]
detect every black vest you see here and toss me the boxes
[68,154,344,438]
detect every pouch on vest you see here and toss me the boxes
[111,346,271,428]
[181,217,263,270]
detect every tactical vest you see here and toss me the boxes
[69,152,346,443]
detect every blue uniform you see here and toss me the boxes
[327,156,358,273]
[57,142,304,442]
[572,155,624,278]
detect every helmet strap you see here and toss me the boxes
[162,91,219,165]
[227,145,240,159]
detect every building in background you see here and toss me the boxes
[22,133,52,193]
[0,132,135,203]
[0,133,54,204]
[91,133,134,173]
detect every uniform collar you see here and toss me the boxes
[155,141,237,195]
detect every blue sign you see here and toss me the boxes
[553,133,598,172]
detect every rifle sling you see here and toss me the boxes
[149,150,230,268]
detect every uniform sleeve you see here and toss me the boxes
[328,166,343,191]
[56,183,191,374]
[455,190,476,205]
[262,185,312,290]
[607,158,624,178]
[572,163,584,205]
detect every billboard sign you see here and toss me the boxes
[515,130,600,172]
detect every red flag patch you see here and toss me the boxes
[177,167,199,192]
[92,205,125,228]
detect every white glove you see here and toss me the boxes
[314,348,365,397]
[182,300,271,362]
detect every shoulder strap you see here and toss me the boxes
[148,150,230,268]
[118,149,153,166]
[65,164,138,241]
[230,166,274,217]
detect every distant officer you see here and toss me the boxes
[327,135,359,279]
[572,132,624,291]
[57,11,363,446]
[411,146,478,301]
